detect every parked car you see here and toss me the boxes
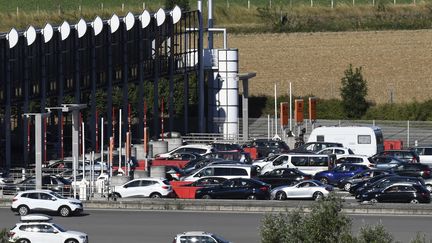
[182,157,225,175]
[337,169,393,191]
[270,180,332,201]
[184,177,228,187]
[354,176,426,198]
[211,142,243,152]
[255,168,312,188]
[290,142,343,153]
[8,214,88,243]
[349,174,395,195]
[11,190,83,217]
[315,147,354,159]
[2,175,72,196]
[411,146,432,164]
[390,163,432,179]
[314,164,369,185]
[165,166,187,181]
[109,178,173,200]
[155,144,216,159]
[195,178,271,200]
[244,139,290,158]
[424,178,432,192]
[167,152,202,161]
[370,156,407,169]
[372,150,420,163]
[172,231,231,243]
[181,165,256,182]
[358,183,430,204]
[335,155,375,167]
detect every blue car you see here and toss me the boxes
[314,164,369,185]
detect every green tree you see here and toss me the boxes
[260,194,354,243]
[165,0,190,11]
[340,65,369,119]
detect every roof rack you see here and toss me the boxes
[20,214,52,222]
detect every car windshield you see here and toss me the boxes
[212,234,230,243]
[52,224,67,232]
[50,192,66,199]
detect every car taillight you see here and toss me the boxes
[12,198,17,202]
[260,186,269,191]
[303,175,312,180]
[412,157,418,163]
[423,170,431,177]
[7,232,15,238]
[162,186,170,189]
[176,173,181,178]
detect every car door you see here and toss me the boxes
[25,192,42,211]
[39,192,59,212]
[379,186,400,202]
[212,179,236,199]
[24,224,63,243]
[289,182,309,198]
[294,182,315,198]
[120,180,142,198]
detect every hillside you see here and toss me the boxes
[220,30,432,104]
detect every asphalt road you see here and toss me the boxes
[0,208,431,243]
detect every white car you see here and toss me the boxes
[270,180,332,201]
[172,231,231,243]
[110,178,172,200]
[335,155,374,167]
[8,214,88,243]
[252,154,281,171]
[316,147,354,159]
[155,144,215,159]
[11,190,83,217]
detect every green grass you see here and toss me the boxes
[1,0,432,32]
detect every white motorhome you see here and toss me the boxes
[307,126,384,157]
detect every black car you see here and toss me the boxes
[244,139,290,158]
[358,183,430,204]
[2,175,72,196]
[290,142,343,153]
[372,150,420,163]
[349,174,395,195]
[338,169,393,191]
[195,178,271,200]
[256,168,312,188]
[354,176,426,198]
[390,163,432,179]
[185,177,228,187]
[182,157,225,175]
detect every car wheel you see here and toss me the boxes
[201,194,212,199]
[17,239,30,243]
[370,198,378,204]
[150,192,162,198]
[112,193,121,201]
[59,206,71,217]
[410,199,419,204]
[319,178,329,184]
[313,192,324,201]
[18,205,29,216]
[344,183,352,191]
[65,239,78,243]
[247,194,257,200]
[275,191,287,200]
[426,184,432,192]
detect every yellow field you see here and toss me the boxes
[220,30,432,104]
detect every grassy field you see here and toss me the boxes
[219,30,432,104]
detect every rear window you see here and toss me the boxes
[358,135,371,144]
[309,156,329,166]
[162,180,170,185]
[231,168,248,176]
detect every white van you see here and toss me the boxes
[307,126,384,157]
[181,165,254,182]
[260,154,331,175]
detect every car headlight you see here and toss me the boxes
[79,235,86,239]
[71,202,81,205]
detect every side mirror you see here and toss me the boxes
[53,230,59,234]
[51,197,57,201]
[123,185,128,188]
[197,173,202,178]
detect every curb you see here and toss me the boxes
[1,198,432,215]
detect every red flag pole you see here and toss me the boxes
[44,117,47,164]
[112,107,115,145]
[61,114,64,160]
